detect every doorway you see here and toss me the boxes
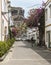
[47,31,51,48]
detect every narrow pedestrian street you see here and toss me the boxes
[0,41,51,65]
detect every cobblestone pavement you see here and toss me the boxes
[0,41,51,65]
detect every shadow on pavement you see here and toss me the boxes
[20,41,51,64]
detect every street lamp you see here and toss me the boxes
[7,1,11,26]
[7,1,12,39]
[38,22,40,26]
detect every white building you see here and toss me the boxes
[0,0,2,41]
[27,28,39,44]
[45,0,51,48]
[0,0,10,41]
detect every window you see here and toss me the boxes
[46,31,48,42]
[19,10,23,15]
[11,10,18,16]
[46,31,51,48]
[49,5,51,18]
[45,9,48,21]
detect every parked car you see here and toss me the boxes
[15,37,22,41]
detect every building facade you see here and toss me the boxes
[45,0,51,48]
[0,0,2,41]
[0,0,10,41]
[11,7,24,27]
[27,27,39,44]
[11,7,25,37]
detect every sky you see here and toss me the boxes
[10,0,47,18]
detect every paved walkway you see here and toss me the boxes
[0,41,51,65]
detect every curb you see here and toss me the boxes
[0,52,8,61]
[0,45,14,61]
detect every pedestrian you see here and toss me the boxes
[31,37,34,47]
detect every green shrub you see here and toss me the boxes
[6,39,12,47]
[11,38,15,43]
[0,38,15,57]
[0,41,8,57]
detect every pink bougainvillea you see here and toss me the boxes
[12,27,17,36]
[26,8,44,27]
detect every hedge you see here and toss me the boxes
[0,38,15,57]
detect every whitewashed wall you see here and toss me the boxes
[45,2,51,48]
[0,0,2,41]
[45,2,51,26]
[1,0,9,41]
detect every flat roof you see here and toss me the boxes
[11,7,24,10]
